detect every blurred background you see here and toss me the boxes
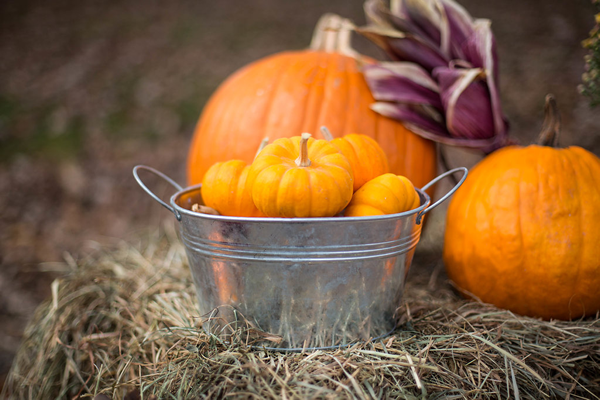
[1,0,599,387]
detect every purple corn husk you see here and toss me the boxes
[359,0,511,152]
[433,66,495,140]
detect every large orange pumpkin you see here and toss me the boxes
[187,14,436,192]
[443,96,600,320]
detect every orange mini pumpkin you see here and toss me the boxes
[344,173,420,217]
[248,133,353,218]
[321,126,389,191]
[443,96,600,320]
[201,139,268,217]
[187,14,436,193]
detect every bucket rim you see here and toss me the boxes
[170,183,432,223]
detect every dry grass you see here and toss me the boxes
[2,226,599,399]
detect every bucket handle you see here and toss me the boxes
[133,165,183,221]
[416,167,468,225]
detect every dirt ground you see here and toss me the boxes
[1,0,599,387]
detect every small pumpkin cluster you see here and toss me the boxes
[199,127,421,218]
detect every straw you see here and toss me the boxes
[3,226,599,399]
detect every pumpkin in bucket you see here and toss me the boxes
[344,173,420,217]
[201,138,269,217]
[186,14,436,192]
[443,95,600,320]
[248,133,353,218]
[320,126,390,192]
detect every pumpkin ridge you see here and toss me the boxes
[329,167,350,214]
[394,122,406,181]
[213,161,230,210]
[307,139,332,160]
[345,54,362,137]
[263,54,297,141]
[228,164,243,208]
[345,139,364,182]
[371,135,389,174]
[514,152,527,313]
[457,169,481,300]
[359,61,379,140]
[212,72,254,162]
[252,163,287,214]
[319,154,353,180]
[300,52,325,134]
[381,178,405,212]
[262,54,295,142]
[396,176,417,209]
[564,150,585,310]
[553,149,584,317]
[336,55,350,136]
[284,137,300,158]
[452,152,498,299]
[372,93,382,152]
[318,53,350,136]
[234,166,249,214]
[201,161,220,208]
[376,175,402,209]
[275,168,301,217]
[496,151,525,310]
[305,168,313,217]
[312,51,334,133]
[316,164,342,189]
[359,135,388,183]
[361,181,396,214]
[316,165,350,213]
[449,178,469,296]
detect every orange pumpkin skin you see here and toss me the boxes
[328,134,389,192]
[186,50,436,192]
[443,145,600,320]
[344,173,420,217]
[201,160,264,217]
[248,135,353,218]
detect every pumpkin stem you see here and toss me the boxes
[254,137,269,160]
[536,94,561,147]
[295,133,312,167]
[320,126,334,141]
[192,204,221,215]
[310,14,359,58]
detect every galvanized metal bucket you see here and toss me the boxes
[134,165,467,351]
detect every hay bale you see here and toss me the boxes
[2,228,599,399]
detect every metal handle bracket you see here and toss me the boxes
[133,165,184,221]
[416,167,468,225]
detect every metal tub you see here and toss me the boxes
[134,166,467,350]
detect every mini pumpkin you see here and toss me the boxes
[443,95,600,320]
[248,133,353,218]
[344,173,420,217]
[201,138,269,217]
[320,126,389,191]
